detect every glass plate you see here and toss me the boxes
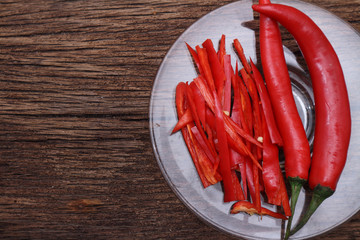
[149,0,360,239]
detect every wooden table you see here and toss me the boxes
[0,0,359,239]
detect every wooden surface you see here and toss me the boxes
[0,0,359,239]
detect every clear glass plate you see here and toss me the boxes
[149,0,360,239]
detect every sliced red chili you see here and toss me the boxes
[175,82,211,188]
[172,108,193,134]
[186,83,214,154]
[230,200,287,220]
[222,54,233,114]
[191,125,217,166]
[188,124,222,185]
[186,42,204,76]
[231,170,245,201]
[261,106,282,206]
[235,65,253,135]
[189,81,206,129]
[202,39,226,98]
[213,87,237,202]
[196,46,216,92]
[206,108,262,170]
[233,39,252,75]
[193,75,262,149]
[240,68,263,160]
[217,34,226,66]
[250,59,283,146]
[230,71,248,198]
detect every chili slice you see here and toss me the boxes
[231,200,287,220]
[250,59,282,146]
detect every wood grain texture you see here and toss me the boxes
[0,0,359,239]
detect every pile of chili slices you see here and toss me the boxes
[172,35,290,220]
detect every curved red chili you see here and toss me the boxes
[258,1,311,179]
[257,0,311,236]
[253,3,351,236]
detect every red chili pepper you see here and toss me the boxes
[217,34,226,66]
[194,47,239,201]
[187,124,222,185]
[243,155,256,200]
[279,172,291,217]
[216,36,226,108]
[185,43,204,76]
[191,125,217,166]
[189,81,206,130]
[205,104,261,169]
[204,121,219,170]
[217,35,227,104]
[172,108,193,134]
[177,37,304,222]
[196,46,216,92]
[193,75,263,149]
[175,82,211,188]
[261,104,291,216]
[235,64,253,138]
[230,70,243,130]
[224,116,262,149]
[202,39,226,98]
[175,82,188,118]
[251,62,290,214]
[233,39,252,75]
[250,59,282,146]
[231,170,245,201]
[230,71,248,197]
[230,200,288,220]
[222,54,233,114]
[251,162,261,213]
[186,82,215,156]
[255,0,311,235]
[253,3,351,236]
[193,76,215,112]
[240,68,263,160]
[234,66,263,212]
[227,131,260,170]
[213,85,237,202]
[261,110,281,205]
[233,64,265,206]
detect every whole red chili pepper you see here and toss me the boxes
[253,3,351,236]
[256,0,311,236]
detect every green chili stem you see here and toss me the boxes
[284,177,305,240]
